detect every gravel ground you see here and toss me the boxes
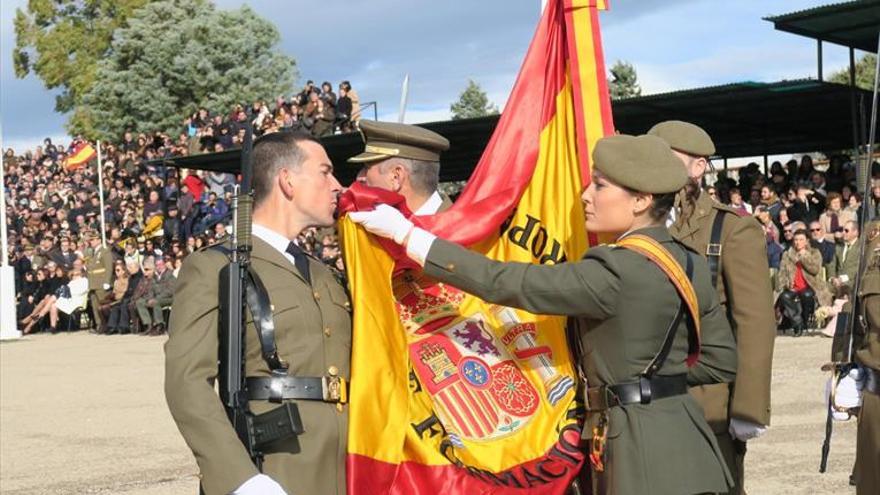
[0,331,858,494]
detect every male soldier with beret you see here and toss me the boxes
[649,120,776,495]
[165,132,351,495]
[349,120,452,215]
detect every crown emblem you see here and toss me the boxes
[393,270,464,334]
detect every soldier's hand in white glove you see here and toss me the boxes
[728,417,767,442]
[348,204,414,244]
[232,474,288,495]
[103,283,111,290]
[348,204,436,266]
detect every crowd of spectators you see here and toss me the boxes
[707,155,880,335]
[3,79,356,335]
[3,89,879,338]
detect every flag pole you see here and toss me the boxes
[96,140,107,248]
[398,74,410,123]
[0,121,22,340]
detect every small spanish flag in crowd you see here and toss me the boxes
[340,0,614,493]
[64,141,97,171]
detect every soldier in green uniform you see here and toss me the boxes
[84,231,115,332]
[349,134,738,495]
[349,120,453,215]
[165,132,351,495]
[854,220,880,495]
[649,121,775,495]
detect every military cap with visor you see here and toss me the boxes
[592,134,688,194]
[348,120,450,164]
[647,120,716,158]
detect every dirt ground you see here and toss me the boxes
[0,331,859,495]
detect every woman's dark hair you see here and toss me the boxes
[647,192,676,222]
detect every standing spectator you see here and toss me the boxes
[776,229,832,335]
[341,81,361,126]
[336,85,353,133]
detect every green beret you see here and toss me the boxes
[348,120,449,164]
[647,120,715,157]
[592,134,688,194]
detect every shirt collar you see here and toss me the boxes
[252,223,293,259]
[413,191,443,216]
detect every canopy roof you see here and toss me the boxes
[151,80,872,184]
[764,0,880,53]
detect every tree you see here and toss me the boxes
[13,0,153,135]
[450,80,499,120]
[608,60,642,100]
[80,0,296,140]
[829,54,877,91]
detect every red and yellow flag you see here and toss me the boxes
[340,1,613,493]
[64,141,97,171]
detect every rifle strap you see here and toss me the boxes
[707,211,726,289]
[211,245,287,374]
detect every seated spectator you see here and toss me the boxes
[47,262,89,333]
[107,260,143,335]
[827,221,861,297]
[134,256,175,336]
[728,187,752,215]
[127,257,155,334]
[787,184,822,224]
[758,185,783,226]
[808,221,836,266]
[818,192,854,242]
[775,229,832,335]
[100,262,131,335]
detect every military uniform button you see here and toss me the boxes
[328,365,339,376]
[446,263,455,271]
[313,291,321,300]
[324,327,331,337]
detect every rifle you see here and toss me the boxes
[210,126,303,494]
[819,36,880,473]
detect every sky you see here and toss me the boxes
[0,0,862,153]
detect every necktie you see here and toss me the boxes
[830,213,839,233]
[285,242,311,284]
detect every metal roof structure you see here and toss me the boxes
[151,80,872,184]
[764,0,880,53]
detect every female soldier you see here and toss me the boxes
[350,134,737,495]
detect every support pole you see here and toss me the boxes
[817,39,823,81]
[0,122,22,340]
[96,141,107,248]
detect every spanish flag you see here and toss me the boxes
[64,141,97,171]
[339,1,613,493]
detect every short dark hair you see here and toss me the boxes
[251,131,321,207]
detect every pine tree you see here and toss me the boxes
[13,0,153,136]
[80,0,296,140]
[450,80,499,120]
[829,54,877,91]
[608,60,642,100]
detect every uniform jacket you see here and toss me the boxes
[86,245,115,292]
[422,226,737,495]
[165,236,352,495]
[670,191,776,430]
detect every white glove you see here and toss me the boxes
[825,367,863,421]
[728,418,767,442]
[348,204,414,244]
[102,283,111,290]
[232,474,288,495]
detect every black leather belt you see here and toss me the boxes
[586,374,688,411]
[865,366,880,396]
[246,376,347,403]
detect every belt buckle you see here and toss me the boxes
[603,386,620,408]
[322,375,347,404]
[706,243,722,256]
